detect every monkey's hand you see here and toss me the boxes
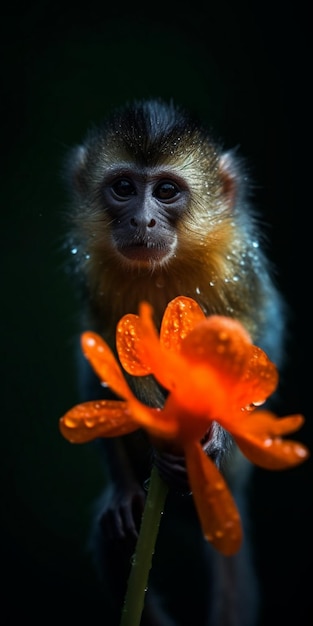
[153,423,234,494]
[93,435,149,543]
[96,480,146,543]
[153,448,191,494]
[90,478,147,601]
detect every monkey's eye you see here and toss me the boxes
[111,179,136,198]
[153,181,180,201]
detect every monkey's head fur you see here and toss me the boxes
[65,98,280,356]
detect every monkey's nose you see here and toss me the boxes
[130,217,156,228]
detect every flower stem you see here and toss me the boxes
[120,465,169,626]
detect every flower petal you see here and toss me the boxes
[116,314,152,376]
[236,346,279,407]
[184,441,242,556]
[160,296,206,352]
[178,317,278,417]
[126,400,179,438]
[181,315,251,373]
[81,332,132,400]
[59,400,138,443]
[233,412,309,469]
[81,330,178,440]
[134,302,187,392]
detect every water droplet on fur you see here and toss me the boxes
[156,278,164,288]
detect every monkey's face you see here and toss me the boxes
[70,147,231,280]
[67,100,256,331]
[101,166,190,267]
[68,100,229,277]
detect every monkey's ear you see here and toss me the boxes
[65,145,88,193]
[219,150,243,208]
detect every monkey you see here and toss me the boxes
[63,98,285,626]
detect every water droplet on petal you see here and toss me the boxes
[224,520,235,529]
[215,481,224,491]
[218,331,228,342]
[63,417,77,428]
[295,446,308,458]
[84,418,96,428]
[263,437,273,447]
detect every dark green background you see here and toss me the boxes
[1,2,311,625]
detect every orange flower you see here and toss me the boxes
[59,296,309,555]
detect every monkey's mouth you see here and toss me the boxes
[118,242,172,263]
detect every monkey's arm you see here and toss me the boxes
[96,436,147,540]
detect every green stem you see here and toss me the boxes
[120,465,169,626]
